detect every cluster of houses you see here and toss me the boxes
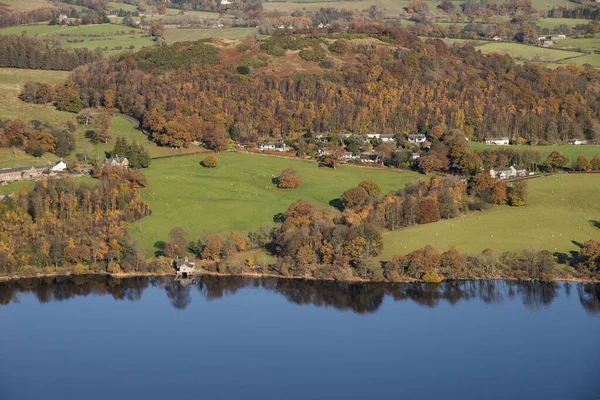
[538,34,567,48]
[0,160,67,184]
[254,133,428,164]
[489,165,528,180]
[57,14,80,26]
[567,138,598,145]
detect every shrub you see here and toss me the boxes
[358,180,381,196]
[237,65,251,75]
[572,156,592,172]
[107,262,122,274]
[422,270,442,283]
[73,263,89,275]
[202,154,218,168]
[236,44,250,52]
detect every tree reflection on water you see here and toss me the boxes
[0,275,598,314]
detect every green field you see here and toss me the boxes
[163,27,257,43]
[555,54,600,68]
[129,152,421,254]
[552,37,600,53]
[469,142,600,163]
[0,0,52,12]
[0,24,155,57]
[536,18,591,30]
[380,174,600,259]
[476,42,585,63]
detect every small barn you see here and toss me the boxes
[175,257,196,276]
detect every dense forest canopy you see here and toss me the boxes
[62,26,600,149]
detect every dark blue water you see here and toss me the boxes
[0,276,598,400]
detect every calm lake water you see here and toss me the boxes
[0,276,599,400]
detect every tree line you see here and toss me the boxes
[0,119,75,157]
[0,35,103,71]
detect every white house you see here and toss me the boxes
[51,160,67,172]
[407,134,426,144]
[489,165,527,180]
[258,142,287,152]
[380,134,396,143]
[567,138,585,145]
[484,137,510,145]
[175,257,196,276]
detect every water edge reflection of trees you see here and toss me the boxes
[0,275,598,314]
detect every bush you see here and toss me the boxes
[73,263,89,275]
[358,180,381,196]
[237,65,251,75]
[202,154,218,168]
[267,44,286,56]
[422,270,442,283]
[236,44,250,52]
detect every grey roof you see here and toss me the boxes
[408,134,425,138]
[513,165,526,170]
[0,164,46,174]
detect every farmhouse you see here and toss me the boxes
[104,155,129,168]
[489,165,527,180]
[51,160,67,172]
[380,134,396,143]
[359,153,378,163]
[407,134,426,144]
[175,257,196,276]
[258,142,287,152]
[0,164,47,183]
[484,137,510,145]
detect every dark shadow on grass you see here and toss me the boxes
[154,240,166,257]
[329,198,344,211]
[572,240,585,249]
[591,220,600,230]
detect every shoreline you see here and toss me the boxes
[0,269,598,284]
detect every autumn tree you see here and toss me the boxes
[591,155,600,171]
[91,112,112,144]
[580,240,600,274]
[418,155,445,174]
[319,154,338,169]
[545,151,569,172]
[276,168,302,189]
[202,154,218,168]
[358,180,381,196]
[572,156,592,172]
[169,227,190,254]
[419,196,440,224]
[201,234,224,260]
[341,186,369,209]
[507,180,528,206]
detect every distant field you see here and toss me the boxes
[264,0,410,17]
[469,142,600,163]
[0,23,155,57]
[164,27,257,43]
[380,174,600,259]
[129,152,422,255]
[535,18,591,30]
[0,0,52,12]
[555,53,600,68]
[552,37,600,53]
[476,42,585,63]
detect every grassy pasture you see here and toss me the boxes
[380,174,600,259]
[0,0,52,12]
[476,42,585,63]
[555,53,600,68]
[163,27,257,43]
[469,142,600,163]
[552,37,600,53]
[535,18,591,30]
[129,152,421,255]
[0,23,155,57]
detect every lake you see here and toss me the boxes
[0,276,599,400]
